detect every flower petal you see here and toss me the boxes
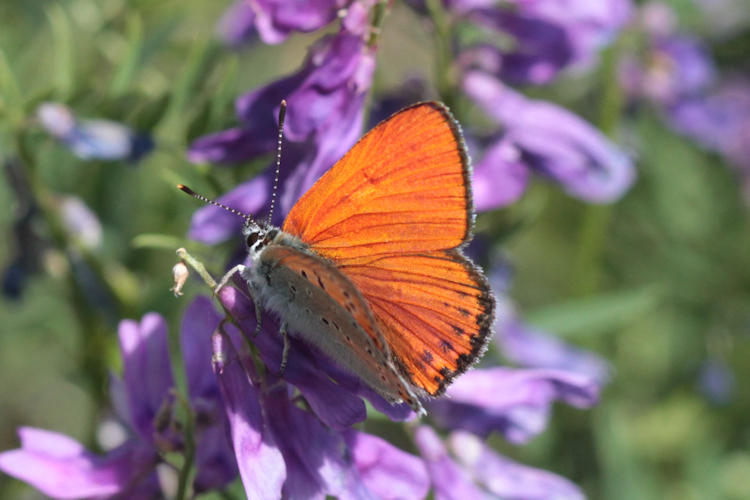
[428,367,600,443]
[414,426,491,500]
[181,296,239,491]
[118,313,175,443]
[473,136,530,211]
[263,390,374,500]
[181,296,223,399]
[212,330,286,500]
[187,126,275,165]
[0,428,157,499]
[495,299,612,385]
[216,0,257,46]
[344,430,429,500]
[449,430,585,500]
[464,71,635,203]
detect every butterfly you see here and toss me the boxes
[180,101,495,414]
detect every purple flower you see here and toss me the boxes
[619,35,716,107]
[217,285,411,426]
[180,297,239,492]
[667,80,750,170]
[427,367,600,443]
[454,0,632,83]
[495,298,612,385]
[464,71,635,205]
[508,0,633,68]
[460,13,573,85]
[343,430,430,500]
[0,428,156,499]
[189,19,376,243]
[217,0,347,46]
[0,303,237,497]
[415,426,490,500]
[472,136,530,210]
[216,0,259,46]
[211,310,426,499]
[448,431,585,500]
[211,327,287,498]
[416,426,585,499]
[37,102,153,163]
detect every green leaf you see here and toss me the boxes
[160,40,218,140]
[45,3,75,99]
[131,233,184,250]
[525,285,664,338]
[108,14,144,97]
[0,43,24,125]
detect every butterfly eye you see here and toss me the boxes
[246,232,259,247]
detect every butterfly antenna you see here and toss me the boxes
[177,184,252,222]
[267,99,287,225]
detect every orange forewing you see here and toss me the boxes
[282,102,494,396]
[283,102,471,261]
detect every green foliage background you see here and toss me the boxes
[1,1,749,499]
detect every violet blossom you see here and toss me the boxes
[0,301,236,498]
[619,35,716,107]
[415,426,585,500]
[495,297,612,386]
[217,0,348,46]
[621,3,750,198]
[452,0,632,84]
[427,367,599,443]
[448,430,585,500]
[36,102,153,163]
[189,9,375,243]
[464,71,635,208]
[211,293,428,498]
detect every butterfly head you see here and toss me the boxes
[242,220,279,259]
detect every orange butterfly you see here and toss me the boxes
[181,102,495,414]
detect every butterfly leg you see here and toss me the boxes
[279,321,290,375]
[254,300,263,338]
[215,264,247,294]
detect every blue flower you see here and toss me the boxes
[37,103,153,163]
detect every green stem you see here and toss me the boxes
[176,247,217,289]
[367,0,389,48]
[175,391,196,500]
[425,0,457,108]
[571,41,625,296]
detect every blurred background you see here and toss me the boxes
[1,0,749,499]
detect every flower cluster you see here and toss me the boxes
[620,1,750,198]
[190,1,375,243]
[37,102,153,163]
[0,298,236,496]
[409,0,636,210]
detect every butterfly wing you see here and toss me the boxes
[283,102,471,261]
[282,102,495,397]
[258,244,422,410]
[340,251,493,396]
